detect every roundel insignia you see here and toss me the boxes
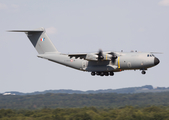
[40,38,45,41]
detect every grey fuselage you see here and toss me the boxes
[38,51,159,73]
[10,27,160,75]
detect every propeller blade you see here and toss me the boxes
[110,52,117,64]
[98,49,104,60]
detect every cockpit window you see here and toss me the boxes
[147,54,154,57]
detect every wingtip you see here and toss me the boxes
[151,52,163,54]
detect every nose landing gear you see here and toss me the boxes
[141,70,146,75]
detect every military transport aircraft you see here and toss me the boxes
[9,28,160,76]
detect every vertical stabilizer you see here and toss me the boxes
[9,28,58,54]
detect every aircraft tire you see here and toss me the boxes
[100,72,104,76]
[105,72,109,76]
[142,70,146,74]
[91,72,95,76]
[96,72,101,75]
[110,72,114,76]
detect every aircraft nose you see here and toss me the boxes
[154,57,160,65]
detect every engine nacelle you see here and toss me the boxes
[102,54,112,60]
[85,53,98,61]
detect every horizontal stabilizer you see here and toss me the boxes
[8,28,44,32]
[8,30,43,32]
[8,27,58,54]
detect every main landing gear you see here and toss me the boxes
[91,72,114,76]
[141,70,146,75]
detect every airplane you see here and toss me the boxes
[9,27,160,76]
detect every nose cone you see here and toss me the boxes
[154,57,160,65]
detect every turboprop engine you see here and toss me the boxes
[98,49,117,62]
[102,53,112,60]
[85,50,117,61]
[85,53,98,61]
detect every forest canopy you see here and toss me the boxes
[1,91,169,109]
[1,106,169,120]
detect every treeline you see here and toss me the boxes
[3,85,155,95]
[1,106,169,120]
[1,92,169,109]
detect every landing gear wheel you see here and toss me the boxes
[91,72,95,76]
[110,72,114,76]
[96,72,101,75]
[142,70,146,75]
[100,72,104,76]
[105,72,109,76]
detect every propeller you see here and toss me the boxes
[97,49,117,63]
[109,52,117,64]
[98,49,104,60]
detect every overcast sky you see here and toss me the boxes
[0,0,168,93]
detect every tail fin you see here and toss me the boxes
[9,27,58,54]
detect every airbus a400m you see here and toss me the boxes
[9,28,160,76]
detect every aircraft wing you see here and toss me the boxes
[68,53,87,59]
[67,51,117,61]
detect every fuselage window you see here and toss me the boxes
[147,54,149,57]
